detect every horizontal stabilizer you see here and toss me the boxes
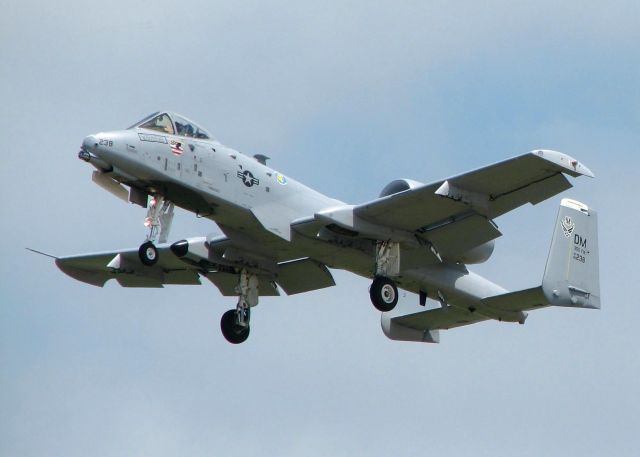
[479,287,545,311]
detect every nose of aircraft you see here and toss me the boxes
[82,134,99,153]
[79,134,113,171]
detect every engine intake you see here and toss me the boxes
[379,179,424,198]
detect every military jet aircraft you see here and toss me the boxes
[45,111,600,344]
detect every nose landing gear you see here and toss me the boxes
[137,195,174,266]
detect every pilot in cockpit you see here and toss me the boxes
[138,112,214,139]
[175,121,195,137]
[140,113,174,134]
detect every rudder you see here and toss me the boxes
[542,198,600,309]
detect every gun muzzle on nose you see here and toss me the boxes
[79,135,112,172]
[78,149,112,172]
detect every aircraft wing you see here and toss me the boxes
[55,245,203,288]
[355,150,593,233]
[297,150,594,268]
[54,242,335,296]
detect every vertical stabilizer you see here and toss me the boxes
[542,198,600,309]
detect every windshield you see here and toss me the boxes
[127,112,159,129]
[129,111,216,141]
[173,114,211,139]
[139,113,174,134]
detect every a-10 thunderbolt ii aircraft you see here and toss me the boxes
[48,111,600,344]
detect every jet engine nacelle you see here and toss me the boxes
[170,237,209,261]
[379,179,424,197]
[455,240,495,264]
[378,179,495,264]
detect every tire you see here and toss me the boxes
[220,309,250,344]
[369,276,398,312]
[138,241,159,266]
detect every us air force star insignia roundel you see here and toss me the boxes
[237,170,260,187]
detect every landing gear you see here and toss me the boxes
[220,309,250,344]
[138,241,158,266]
[370,240,400,312]
[137,194,174,266]
[220,269,259,344]
[370,276,399,312]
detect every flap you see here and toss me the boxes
[276,258,335,295]
[204,272,280,296]
[420,213,502,258]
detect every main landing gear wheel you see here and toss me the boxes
[370,276,398,312]
[138,241,159,266]
[220,309,250,344]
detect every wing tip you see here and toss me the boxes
[531,149,595,178]
[53,257,110,287]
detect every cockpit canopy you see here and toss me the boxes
[130,112,216,141]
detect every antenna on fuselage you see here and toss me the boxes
[253,154,270,165]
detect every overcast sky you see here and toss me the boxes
[2,1,639,456]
